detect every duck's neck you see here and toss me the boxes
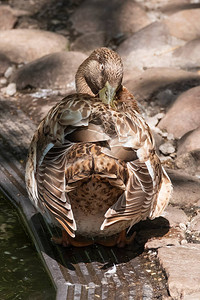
[75,60,95,96]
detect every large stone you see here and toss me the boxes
[164,9,200,41]
[167,169,200,207]
[162,205,188,228]
[141,0,191,14]
[158,86,200,139]
[12,51,87,91]
[123,67,200,102]
[158,244,200,299]
[175,150,200,177]
[118,22,184,71]
[145,228,184,250]
[177,127,200,156]
[71,32,105,55]
[70,0,151,38]
[173,39,200,70]
[143,205,188,250]
[190,213,200,232]
[0,29,68,63]
[14,92,63,126]
[0,5,17,29]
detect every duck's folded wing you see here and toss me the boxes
[101,160,159,230]
[26,95,91,237]
[36,142,77,237]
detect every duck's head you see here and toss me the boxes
[75,47,123,107]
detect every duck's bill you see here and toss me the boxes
[98,81,116,106]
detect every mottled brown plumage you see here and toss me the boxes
[26,48,172,247]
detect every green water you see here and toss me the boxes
[0,193,56,300]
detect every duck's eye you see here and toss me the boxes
[99,63,104,71]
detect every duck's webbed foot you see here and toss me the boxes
[116,229,136,248]
[97,230,136,247]
[51,230,94,247]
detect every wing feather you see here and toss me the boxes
[101,160,156,230]
[37,144,76,237]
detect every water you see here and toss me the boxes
[0,193,56,300]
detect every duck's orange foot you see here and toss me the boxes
[51,230,94,247]
[97,230,136,248]
[116,230,136,248]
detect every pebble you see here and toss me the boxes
[180,239,187,245]
[4,66,14,78]
[0,77,7,85]
[159,142,175,155]
[167,133,174,140]
[6,82,16,96]
[179,223,186,231]
[146,112,165,128]
[156,89,175,107]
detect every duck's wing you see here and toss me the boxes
[100,108,172,230]
[26,94,113,237]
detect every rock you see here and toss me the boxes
[168,169,200,207]
[175,150,200,177]
[123,67,200,103]
[158,86,200,139]
[162,205,188,228]
[0,29,68,63]
[118,22,184,71]
[184,292,200,300]
[158,244,200,299]
[118,22,177,56]
[4,66,15,79]
[177,127,200,156]
[164,9,200,41]
[172,38,200,70]
[146,113,165,128]
[71,32,105,55]
[70,0,151,39]
[12,51,87,92]
[0,53,11,76]
[0,78,7,85]
[115,1,151,35]
[190,213,200,232]
[15,93,63,125]
[145,228,184,249]
[143,0,191,14]
[159,142,175,155]
[0,5,17,30]
[5,83,17,96]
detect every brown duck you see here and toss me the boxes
[25,47,172,247]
